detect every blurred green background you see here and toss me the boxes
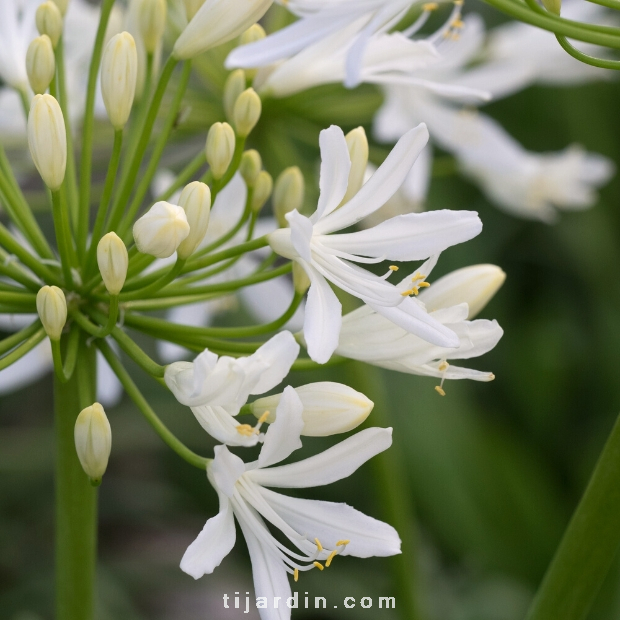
[2,2,620,619]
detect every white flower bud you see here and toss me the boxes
[205,122,235,180]
[251,170,272,213]
[542,0,561,13]
[51,0,69,16]
[292,262,310,295]
[176,181,211,259]
[239,149,262,187]
[183,0,206,20]
[74,403,112,485]
[101,32,138,130]
[239,23,266,46]
[28,94,66,191]
[36,285,67,340]
[26,35,56,96]
[136,0,166,54]
[273,166,304,228]
[97,232,129,295]
[251,382,373,437]
[223,69,246,123]
[133,201,190,258]
[341,126,368,205]
[172,0,272,60]
[420,264,506,319]
[233,88,261,138]
[36,2,63,48]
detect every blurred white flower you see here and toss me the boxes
[268,124,482,363]
[181,390,400,612]
[0,0,38,92]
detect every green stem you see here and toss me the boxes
[96,339,210,469]
[153,150,206,202]
[120,258,186,301]
[0,252,43,291]
[55,333,97,620]
[525,411,620,620]
[555,35,620,69]
[51,190,76,286]
[78,0,116,258]
[0,320,41,355]
[0,327,46,369]
[51,327,80,383]
[0,291,37,306]
[586,0,620,8]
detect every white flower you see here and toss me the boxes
[0,0,38,92]
[164,331,301,447]
[268,124,483,363]
[181,389,400,618]
[336,257,505,386]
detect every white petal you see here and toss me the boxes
[191,404,262,447]
[247,427,392,488]
[211,445,246,496]
[286,210,314,263]
[249,331,300,395]
[259,386,304,468]
[180,484,236,579]
[258,487,401,558]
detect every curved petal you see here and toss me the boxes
[247,427,392,488]
[287,210,314,262]
[211,445,246,496]
[249,331,301,395]
[191,404,262,447]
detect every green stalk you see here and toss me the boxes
[120,258,186,301]
[0,320,41,355]
[555,35,620,69]
[51,190,76,286]
[78,0,116,259]
[153,150,206,202]
[0,327,46,370]
[55,333,97,620]
[525,411,620,620]
[51,327,80,383]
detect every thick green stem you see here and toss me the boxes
[54,334,98,620]
[0,327,46,370]
[525,411,620,620]
[51,190,76,287]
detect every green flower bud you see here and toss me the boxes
[223,69,246,123]
[183,0,206,20]
[341,126,368,205]
[74,403,112,485]
[251,170,272,213]
[542,0,561,13]
[292,261,310,295]
[176,181,211,259]
[26,35,55,95]
[239,24,265,79]
[273,166,304,227]
[239,149,262,187]
[36,285,67,341]
[137,0,166,54]
[233,88,261,138]
[205,122,235,179]
[51,0,69,16]
[36,2,63,48]
[97,232,129,295]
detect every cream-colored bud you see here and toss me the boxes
[176,181,211,259]
[133,201,190,258]
[172,0,272,60]
[239,23,266,46]
[28,94,66,191]
[36,2,63,48]
[420,264,506,319]
[542,0,561,13]
[36,285,67,340]
[137,0,166,54]
[239,149,262,187]
[251,382,373,437]
[273,166,304,227]
[251,170,272,213]
[223,69,246,123]
[74,403,112,485]
[97,232,129,295]
[205,122,235,180]
[51,0,69,16]
[292,262,310,295]
[26,35,56,95]
[101,32,138,130]
[183,0,206,20]
[233,88,261,138]
[341,126,368,205]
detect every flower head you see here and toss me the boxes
[133,201,191,258]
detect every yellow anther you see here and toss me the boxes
[411,273,426,282]
[325,550,338,567]
[452,18,464,28]
[435,386,446,396]
[314,538,323,552]
[294,568,299,582]
[336,539,350,546]
[389,265,399,271]
[401,289,414,296]
[313,561,324,571]
[257,410,270,424]
[438,361,449,372]
[454,0,464,5]
[423,2,439,9]
[236,424,255,436]
[419,281,430,288]
[411,286,420,296]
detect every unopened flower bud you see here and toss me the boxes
[251,382,373,436]
[542,0,561,13]
[74,403,112,485]
[183,0,205,20]
[36,285,67,340]
[36,2,63,48]
[51,0,69,16]
[26,35,56,95]
[233,88,261,138]
[101,32,138,130]
[239,149,262,187]
[239,25,265,79]
[205,122,235,179]
[292,262,310,295]
[137,0,166,54]
[176,181,211,259]
[97,232,129,295]
[273,166,304,227]
[172,0,272,60]
[341,126,368,205]
[133,201,190,258]
[420,264,506,319]
[28,94,66,191]
[251,170,272,213]
[223,69,246,123]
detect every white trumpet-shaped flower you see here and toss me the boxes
[336,257,505,386]
[181,388,400,620]
[268,123,483,363]
[165,331,300,447]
